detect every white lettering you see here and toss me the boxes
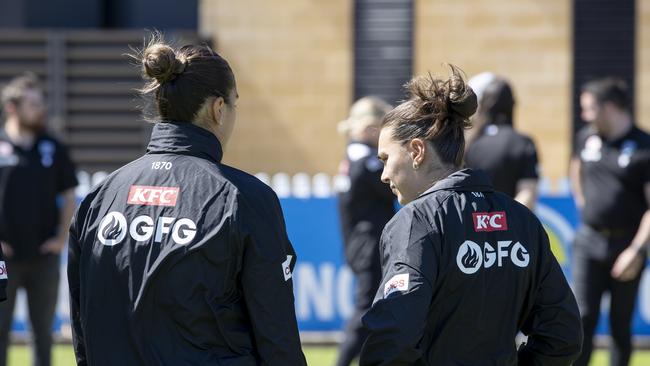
[130,215,154,241]
[484,242,496,268]
[155,217,175,243]
[457,239,531,274]
[337,266,355,319]
[160,190,175,204]
[151,161,173,170]
[171,218,196,245]
[132,188,147,202]
[490,214,504,228]
[510,242,530,267]
[98,213,197,246]
[476,215,489,229]
[296,263,335,321]
[497,241,511,267]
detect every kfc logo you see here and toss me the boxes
[0,261,7,280]
[127,186,179,207]
[472,211,508,232]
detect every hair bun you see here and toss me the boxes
[142,43,186,84]
[448,71,478,119]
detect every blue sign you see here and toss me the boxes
[9,195,650,338]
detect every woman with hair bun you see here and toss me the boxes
[67,38,306,365]
[359,66,582,365]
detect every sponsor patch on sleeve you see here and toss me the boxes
[0,261,7,280]
[383,273,409,298]
[282,255,293,281]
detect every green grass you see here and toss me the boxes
[6,345,650,365]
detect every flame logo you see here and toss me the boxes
[97,212,127,246]
[456,240,483,274]
[462,246,479,268]
[102,216,122,240]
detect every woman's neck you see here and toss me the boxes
[418,164,458,196]
[4,118,36,148]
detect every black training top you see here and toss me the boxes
[574,125,650,233]
[68,122,306,366]
[359,169,582,366]
[0,249,6,301]
[0,131,78,261]
[465,124,539,197]
[338,142,395,272]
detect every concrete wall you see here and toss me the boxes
[637,0,650,132]
[414,0,571,182]
[200,0,352,175]
[200,0,649,183]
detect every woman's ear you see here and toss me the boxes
[211,97,226,125]
[408,138,426,166]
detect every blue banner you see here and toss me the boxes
[9,195,650,338]
[284,196,650,336]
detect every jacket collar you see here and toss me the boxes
[146,121,223,163]
[419,168,493,198]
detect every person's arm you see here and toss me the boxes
[515,179,538,210]
[40,189,76,254]
[569,157,585,210]
[41,142,78,254]
[67,210,87,366]
[515,137,539,210]
[518,227,583,365]
[359,209,436,365]
[611,182,650,281]
[239,194,307,366]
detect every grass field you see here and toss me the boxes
[6,345,650,365]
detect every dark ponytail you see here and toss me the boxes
[382,65,477,166]
[133,35,236,123]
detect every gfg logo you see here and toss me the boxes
[97,211,197,246]
[456,240,530,274]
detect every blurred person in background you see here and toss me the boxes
[466,71,495,105]
[570,77,650,366]
[0,73,78,366]
[335,96,395,366]
[67,38,306,365]
[359,66,582,365]
[465,75,539,210]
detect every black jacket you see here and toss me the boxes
[360,169,582,366]
[338,142,395,273]
[0,249,5,301]
[68,122,307,366]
